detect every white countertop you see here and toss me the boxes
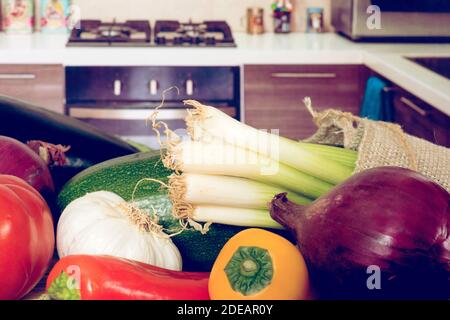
[0,32,449,115]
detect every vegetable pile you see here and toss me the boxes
[1,97,449,301]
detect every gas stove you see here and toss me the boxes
[67,19,236,47]
[68,20,152,47]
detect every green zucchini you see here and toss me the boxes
[57,151,250,272]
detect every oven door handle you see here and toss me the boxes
[68,107,237,120]
[68,108,188,120]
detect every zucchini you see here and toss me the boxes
[57,151,250,272]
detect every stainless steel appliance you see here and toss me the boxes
[65,66,240,148]
[332,0,450,41]
[67,19,236,47]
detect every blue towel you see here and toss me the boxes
[360,76,394,122]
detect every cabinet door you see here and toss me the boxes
[393,91,449,148]
[0,64,65,113]
[244,65,367,140]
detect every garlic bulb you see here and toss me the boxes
[57,191,182,271]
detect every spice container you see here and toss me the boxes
[272,0,293,34]
[39,0,71,33]
[245,7,265,35]
[306,7,324,33]
[1,0,34,33]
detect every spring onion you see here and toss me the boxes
[301,143,357,168]
[169,173,311,211]
[192,205,283,229]
[184,100,354,184]
[165,139,333,199]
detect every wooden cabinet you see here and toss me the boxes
[392,88,449,148]
[0,64,65,113]
[244,64,369,140]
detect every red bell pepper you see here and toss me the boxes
[46,255,210,300]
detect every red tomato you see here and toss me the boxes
[0,175,54,300]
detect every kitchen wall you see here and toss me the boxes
[72,0,332,32]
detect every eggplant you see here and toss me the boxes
[0,95,140,220]
[0,95,139,189]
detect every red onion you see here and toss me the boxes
[27,140,70,167]
[271,167,449,299]
[0,136,54,200]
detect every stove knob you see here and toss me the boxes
[173,37,183,45]
[155,36,166,45]
[205,37,216,45]
[183,36,195,44]
[193,37,201,44]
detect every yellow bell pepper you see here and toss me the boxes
[209,228,310,300]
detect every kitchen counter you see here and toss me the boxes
[0,32,449,115]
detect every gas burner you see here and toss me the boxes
[68,20,151,47]
[154,20,236,47]
[67,19,236,47]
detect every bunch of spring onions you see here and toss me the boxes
[158,100,357,230]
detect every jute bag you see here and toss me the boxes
[303,99,450,192]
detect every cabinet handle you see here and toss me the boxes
[69,108,187,120]
[113,80,122,96]
[69,106,237,120]
[186,79,194,96]
[0,73,36,80]
[149,80,158,95]
[399,97,427,117]
[271,72,337,79]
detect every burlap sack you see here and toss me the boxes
[303,107,450,192]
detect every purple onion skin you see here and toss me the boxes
[271,167,449,300]
[0,136,55,200]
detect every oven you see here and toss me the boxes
[331,0,450,41]
[65,66,240,149]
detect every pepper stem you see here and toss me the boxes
[241,259,259,277]
[224,246,273,296]
[47,272,81,300]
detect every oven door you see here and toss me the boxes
[67,105,237,149]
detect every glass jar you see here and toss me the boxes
[1,0,34,33]
[39,0,71,33]
[306,7,324,33]
[273,11,291,33]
